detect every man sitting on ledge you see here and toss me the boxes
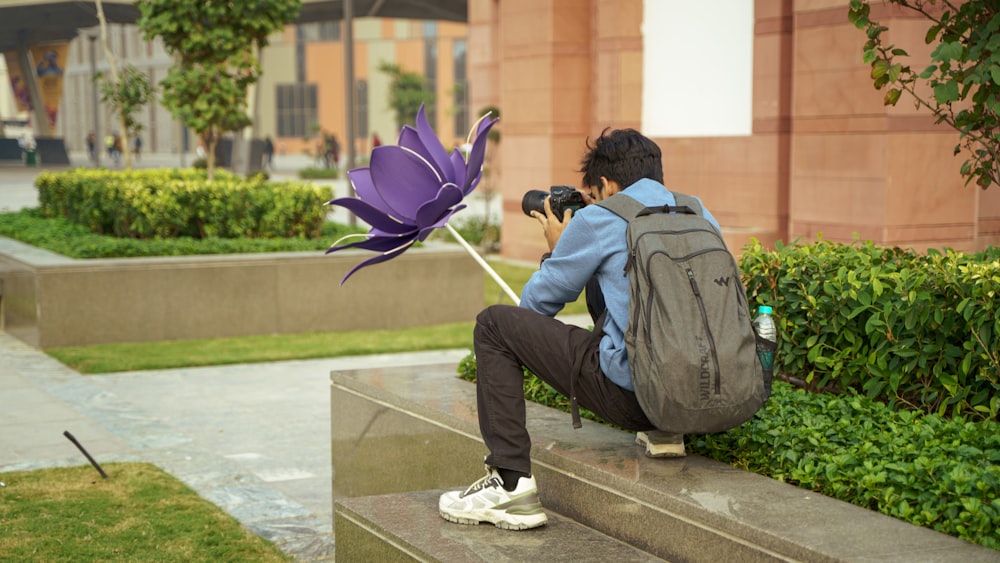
[438,128,722,530]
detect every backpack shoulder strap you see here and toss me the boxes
[597,191,704,220]
[595,193,645,221]
[669,191,704,217]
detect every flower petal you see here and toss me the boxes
[416,206,464,241]
[369,145,445,220]
[396,126,429,161]
[326,197,413,233]
[398,122,452,185]
[338,240,416,284]
[347,166,395,216]
[415,187,464,228]
[414,104,455,184]
[461,116,497,194]
[327,230,418,253]
[450,150,467,188]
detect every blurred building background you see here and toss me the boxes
[17,16,469,160]
[2,0,999,263]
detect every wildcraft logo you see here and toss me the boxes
[696,335,711,401]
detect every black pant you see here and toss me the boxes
[473,305,654,474]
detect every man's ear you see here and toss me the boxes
[597,176,609,196]
[602,177,622,196]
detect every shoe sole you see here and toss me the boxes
[439,508,548,530]
[635,433,686,458]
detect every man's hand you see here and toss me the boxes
[530,196,573,251]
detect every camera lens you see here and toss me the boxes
[521,190,549,217]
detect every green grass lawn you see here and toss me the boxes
[0,463,290,562]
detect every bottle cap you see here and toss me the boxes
[758,305,773,315]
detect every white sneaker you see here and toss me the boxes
[636,430,686,458]
[439,465,548,530]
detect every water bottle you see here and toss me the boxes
[752,305,777,395]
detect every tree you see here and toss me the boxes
[378,61,435,130]
[136,0,301,180]
[95,0,153,169]
[98,65,154,169]
[849,0,1000,189]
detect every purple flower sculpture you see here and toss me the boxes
[325,105,498,283]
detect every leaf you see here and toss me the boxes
[872,59,890,80]
[888,63,902,82]
[808,345,821,363]
[931,41,964,63]
[925,24,941,44]
[933,81,961,104]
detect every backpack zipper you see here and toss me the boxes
[687,268,722,395]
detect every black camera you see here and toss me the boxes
[521,185,587,219]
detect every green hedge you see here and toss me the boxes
[35,168,331,240]
[298,167,340,179]
[0,208,364,259]
[689,383,999,551]
[740,238,1000,421]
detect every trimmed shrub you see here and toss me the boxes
[35,168,331,240]
[695,383,1000,550]
[0,208,364,259]
[739,237,1000,420]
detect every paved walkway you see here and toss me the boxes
[0,331,470,561]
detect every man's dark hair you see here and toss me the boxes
[579,128,663,189]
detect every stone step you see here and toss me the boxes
[335,489,665,562]
[330,365,998,562]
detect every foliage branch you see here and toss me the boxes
[848,0,1000,189]
[378,61,435,131]
[97,64,154,167]
[94,0,154,169]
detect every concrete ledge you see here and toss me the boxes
[0,237,482,347]
[331,365,998,562]
[335,489,660,562]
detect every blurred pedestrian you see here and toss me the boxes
[86,132,97,162]
[112,133,123,164]
[263,136,274,169]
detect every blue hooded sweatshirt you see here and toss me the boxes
[519,178,721,391]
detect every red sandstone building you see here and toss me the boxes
[468,0,1000,262]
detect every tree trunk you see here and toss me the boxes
[207,134,218,182]
[95,0,132,168]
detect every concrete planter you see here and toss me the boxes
[0,237,482,348]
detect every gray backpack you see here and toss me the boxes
[597,192,769,434]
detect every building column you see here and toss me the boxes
[16,44,52,137]
[497,0,595,261]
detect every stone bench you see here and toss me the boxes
[330,364,998,562]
